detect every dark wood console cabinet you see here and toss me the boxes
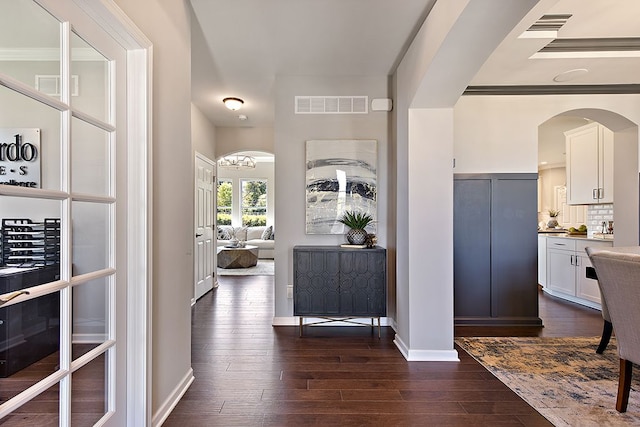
[293,245,386,335]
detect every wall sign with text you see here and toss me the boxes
[0,128,41,188]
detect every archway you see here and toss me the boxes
[215,150,275,277]
[538,108,639,246]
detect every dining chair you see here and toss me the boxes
[586,246,640,412]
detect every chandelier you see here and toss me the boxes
[218,155,256,169]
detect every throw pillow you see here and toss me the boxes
[233,226,248,241]
[218,227,232,240]
[269,230,275,240]
[261,225,273,240]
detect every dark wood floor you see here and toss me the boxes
[164,276,603,427]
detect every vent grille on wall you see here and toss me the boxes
[295,96,368,114]
[35,75,79,97]
[519,14,572,39]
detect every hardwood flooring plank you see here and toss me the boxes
[219,400,468,415]
[260,389,342,401]
[307,378,510,391]
[262,413,531,427]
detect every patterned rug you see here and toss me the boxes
[456,337,640,427]
[217,259,274,276]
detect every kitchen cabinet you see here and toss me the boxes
[454,173,541,326]
[545,236,612,309]
[565,122,613,205]
[538,235,547,286]
[293,246,386,334]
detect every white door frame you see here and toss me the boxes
[62,1,153,425]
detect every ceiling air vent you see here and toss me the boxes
[295,96,368,114]
[519,14,572,39]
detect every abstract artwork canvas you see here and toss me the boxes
[305,139,377,234]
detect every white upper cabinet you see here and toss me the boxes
[565,122,614,205]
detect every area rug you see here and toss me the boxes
[217,259,274,276]
[456,337,640,427]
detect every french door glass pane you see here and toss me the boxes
[71,117,110,196]
[72,202,110,275]
[3,381,60,425]
[71,352,107,425]
[0,85,62,191]
[72,276,109,360]
[0,291,61,403]
[71,32,110,123]
[241,179,267,226]
[0,196,61,275]
[0,0,60,92]
[217,179,232,224]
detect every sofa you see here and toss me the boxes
[217,225,274,259]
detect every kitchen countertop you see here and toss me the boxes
[538,231,614,241]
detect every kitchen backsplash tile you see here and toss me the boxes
[587,203,614,236]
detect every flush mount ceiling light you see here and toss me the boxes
[218,154,256,169]
[223,97,244,111]
[553,68,589,82]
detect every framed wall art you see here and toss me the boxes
[305,139,377,234]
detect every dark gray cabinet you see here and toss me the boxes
[293,246,386,319]
[454,173,541,326]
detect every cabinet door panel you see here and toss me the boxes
[576,254,601,304]
[454,179,491,317]
[567,125,599,204]
[547,249,575,295]
[339,251,385,316]
[293,249,340,315]
[492,178,538,317]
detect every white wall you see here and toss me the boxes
[113,0,194,423]
[393,0,539,360]
[191,103,216,161]
[454,95,640,173]
[273,74,389,320]
[216,126,274,156]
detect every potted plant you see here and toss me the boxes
[339,211,374,245]
[547,209,560,229]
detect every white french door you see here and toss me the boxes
[0,0,148,425]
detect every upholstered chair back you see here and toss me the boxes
[586,246,640,364]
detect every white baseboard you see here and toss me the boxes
[394,334,460,362]
[151,368,194,427]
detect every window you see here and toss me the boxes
[241,179,267,226]
[217,179,232,224]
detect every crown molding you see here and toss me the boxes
[463,84,640,96]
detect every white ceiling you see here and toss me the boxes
[190,0,640,131]
[190,0,436,127]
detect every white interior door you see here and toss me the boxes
[194,154,215,302]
